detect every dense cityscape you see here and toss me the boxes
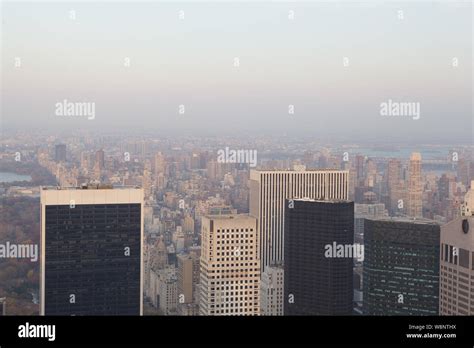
[0,129,472,316]
[0,1,472,345]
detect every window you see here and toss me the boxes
[460,249,470,269]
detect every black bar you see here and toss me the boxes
[0,316,473,346]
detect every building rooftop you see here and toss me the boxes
[366,216,439,225]
[42,184,141,190]
[292,198,352,203]
[251,168,348,173]
[205,213,253,220]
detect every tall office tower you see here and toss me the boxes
[199,214,260,316]
[355,155,365,184]
[177,252,200,304]
[440,181,474,315]
[177,251,200,315]
[365,159,377,188]
[142,166,153,200]
[407,152,423,218]
[54,144,67,162]
[156,172,166,191]
[154,152,166,176]
[386,159,401,212]
[0,297,6,315]
[386,159,401,189]
[157,267,178,315]
[363,217,440,315]
[177,254,193,305]
[284,199,354,315]
[40,185,144,315]
[260,265,284,316]
[438,174,452,202]
[249,166,349,270]
[95,149,105,170]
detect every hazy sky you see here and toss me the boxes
[1,1,472,142]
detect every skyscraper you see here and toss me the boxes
[440,181,474,315]
[249,166,349,270]
[40,185,144,315]
[177,251,200,313]
[177,250,200,315]
[154,152,166,189]
[363,217,440,315]
[284,199,354,315]
[199,214,260,316]
[407,152,423,218]
[386,158,401,213]
[355,155,365,185]
[95,149,105,170]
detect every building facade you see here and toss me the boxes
[260,265,284,316]
[440,181,474,315]
[407,152,423,218]
[40,185,143,315]
[363,217,440,315]
[199,214,260,315]
[249,167,349,270]
[284,199,354,315]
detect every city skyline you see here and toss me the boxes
[1,1,474,346]
[1,2,474,342]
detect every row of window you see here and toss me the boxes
[216,229,253,233]
[441,243,474,270]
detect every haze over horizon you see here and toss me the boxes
[1,1,472,143]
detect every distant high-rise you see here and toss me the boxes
[177,251,200,305]
[177,250,200,316]
[386,159,401,213]
[284,199,354,315]
[54,144,67,162]
[249,167,349,270]
[440,181,474,315]
[154,152,166,176]
[199,214,260,316]
[40,185,143,315]
[355,155,365,184]
[142,163,153,199]
[407,152,423,218]
[386,159,401,189]
[363,217,440,315]
[260,265,284,316]
[95,149,105,170]
[157,267,178,315]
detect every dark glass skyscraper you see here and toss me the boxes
[284,199,354,315]
[363,217,440,315]
[40,186,143,315]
